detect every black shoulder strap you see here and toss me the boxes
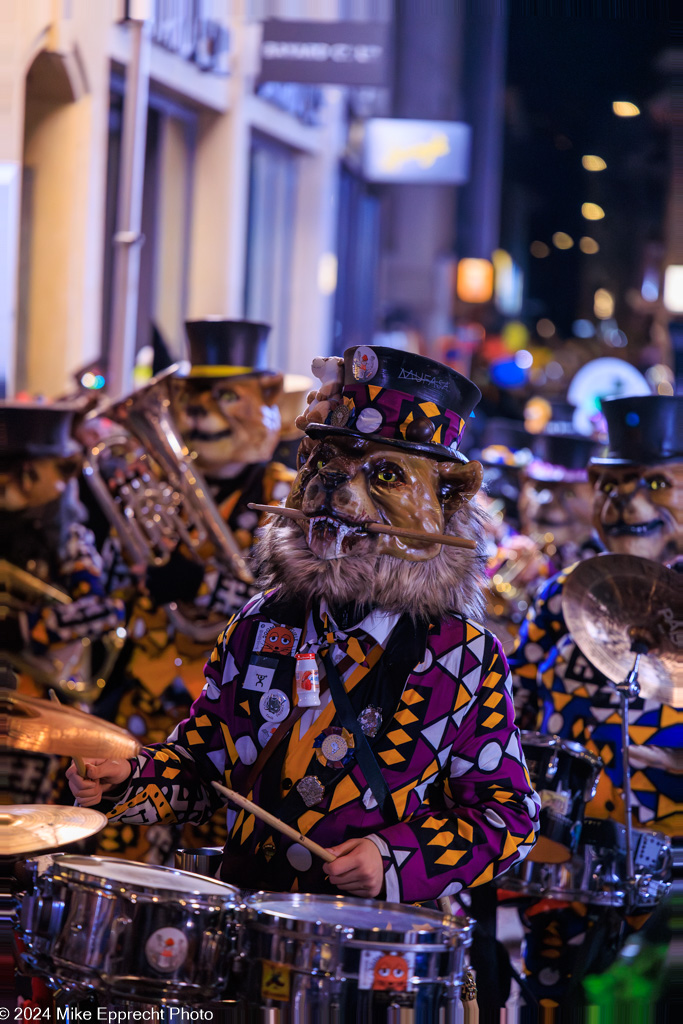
[322,650,400,825]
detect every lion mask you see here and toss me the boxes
[256,434,488,621]
[170,374,284,477]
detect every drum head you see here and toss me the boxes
[52,855,240,898]
[248,893,452,934]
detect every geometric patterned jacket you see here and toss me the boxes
[509,564,683,836]
[108,589,541,901]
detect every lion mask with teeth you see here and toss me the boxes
[256,433,486,621]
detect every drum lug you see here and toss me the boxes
[546,752,559,779]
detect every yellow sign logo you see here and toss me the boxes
[380,132,450,173]
[261,959,291,1001]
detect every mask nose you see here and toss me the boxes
[318,463,349,491]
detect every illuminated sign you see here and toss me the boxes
[258,20,389,87]
[363,119,471,184]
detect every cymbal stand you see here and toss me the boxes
[613,642,649,885]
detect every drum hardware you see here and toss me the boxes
[175,845,224,878]
[563,554,683,894]
[0,805,107,857]
[86,369,253,585]
[0,687,139,760]
[520,732,602,864]
[247,502,479,551]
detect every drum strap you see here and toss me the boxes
[321,650,399,826]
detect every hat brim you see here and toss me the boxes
[174,366,279,382]
[304,422,469,463]
[589,453,681,468]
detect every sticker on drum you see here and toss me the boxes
[358,949,416,992]
[144,927,189,974]
[261,959,291,1001]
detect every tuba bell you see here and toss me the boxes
[83,367,254,589]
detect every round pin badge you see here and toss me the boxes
[258,722,279,747]
[259,689,290,723]
[321,733,349,763]
[355,407,384,434]
[352,346,379,382]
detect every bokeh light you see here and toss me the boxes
[579,237,600,254]
[581,155,607,171]
[582,203,605,221]
[536,318,556,338]
[612,101,640,117]
[530,241,550,258]
[593,288,615,319]
[552,232,574,250]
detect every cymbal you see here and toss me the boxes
[0,804,107,857]
[0,688,140,760]
[562,555,683,706]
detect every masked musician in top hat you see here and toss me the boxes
[507,394,682,1014]
[93,320,295,861]
[69,346,540,907]
[0,404,125,802]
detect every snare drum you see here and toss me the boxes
[498,818,672,909]
[19,854,241,1002]
[521,732,602,863]
[239,892,472,1023]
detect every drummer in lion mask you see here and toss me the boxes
[69,352,540,905]
[68,347,540,903]
[508,393,682,1012]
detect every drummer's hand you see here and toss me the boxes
[66,758,132,807]
[323,838,384,898]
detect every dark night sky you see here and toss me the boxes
[502,12,675,335]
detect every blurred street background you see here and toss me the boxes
[0,0,679,428]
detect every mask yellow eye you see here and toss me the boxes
[647,477,669,491]
[316,459,326,472]
[377,469,397,484]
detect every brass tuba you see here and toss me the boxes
[83,368,254,590]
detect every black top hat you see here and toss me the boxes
[0,404,80,459]
[479,418,534,467]
[182,319,272,380]
[591,395,682,466]
[526,433,599,481]
[305,346,481,461]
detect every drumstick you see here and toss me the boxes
[48,689,87,779]
[247,503,477,551]
[212,781,336,863]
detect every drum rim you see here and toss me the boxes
[45,853,242,903]
[245,890,471,938]
[520,731,603,768]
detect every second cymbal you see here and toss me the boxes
[0,688,140,760]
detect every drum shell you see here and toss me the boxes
[20,855,241,1003]
[238,893,472,1023]
[521,732,602,860]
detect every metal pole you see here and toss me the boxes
[617,650,642,884]
[108,16,151,400]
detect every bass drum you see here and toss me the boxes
[19,854,242,1003]
[239,892,472,1023]
[497,818,672,909]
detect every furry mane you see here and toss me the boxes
[254,500,490,622]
